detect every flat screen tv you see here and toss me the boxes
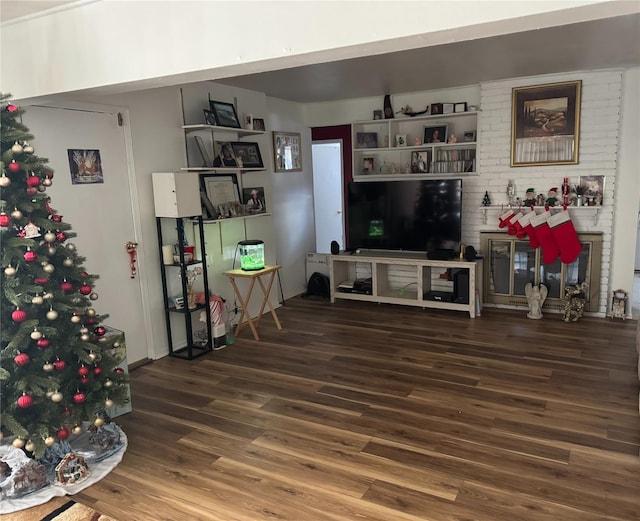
[347,179,462,254]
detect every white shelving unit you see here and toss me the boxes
[352,111,478,181]
[329,251,482,318]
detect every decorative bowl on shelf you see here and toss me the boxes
[173,253,193,263]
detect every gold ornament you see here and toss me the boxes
[44,436,55,446]
[25,440,35,452]
[43,363,54,372]
[104,379,114,388]
[11,141,23,154]
[46,309,59,320]
[94,417,104,427]
[32,294,44,305]
[86,308,96,317]
[72,425,82,435]
[51,391,63,402]
[105,399,114,408]
[43,263,55,273]
[90,292,99,301]
[12,438,25,449]
[44,231,56,242]
[4,265,17,277]
[89,351,97,361]
[63,257,74,267]
[81,334,90,342]
[30,328,42,340]
[71,314,81,323]
[43,292,54,300]
[11,208,22,219]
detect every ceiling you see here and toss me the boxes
[1,2,639,103]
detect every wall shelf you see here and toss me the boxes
[479,205,601,225]
[182,124,265,138]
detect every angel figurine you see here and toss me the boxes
[525,283,548,320]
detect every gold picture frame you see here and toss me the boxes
[511,80,581,167]
[273,131,302,172]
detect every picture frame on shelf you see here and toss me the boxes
[253,118,266,131]
[363,157,375,174]
[373,110,383,120]
[431,103,443,115]
[424,125,448,144]
[203,109,217,126]
[208,100,241,128]
[454,102,467,113]
[395,134,407,147]
[356,132,378,149]
[411,151,431,173]
[201,173,241,211]
[212,141,238,167]
[443,103,454,114]
[243,186,267,214]
[511,80,581,166]
[194,136,213,167]
[463,130,477,142]
[200,189,217,219]
[273,131,302,172]
[229,141,264,168]
[579,175,605,205]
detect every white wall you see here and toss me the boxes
[1,1,616,101]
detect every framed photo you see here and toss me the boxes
[212,141,238,167]
[229,141,263,168]
[511,80,582,167]
[273,131,302,172]
[201,174,240,218]
[203,109,217,126]
[209,100,241,129]
[373,110,383,120]
[443,103,454,114]
[424,125,448,144]
[253,118,266,131]
[454,102,467,113]
[579,175,605,205]
[463,130,477,142]
[431,103,443,115]
[193,135,213,167]
[243,186,267,214]
[67,149,104,184]
[356,132,378,149]
[395,134,407,147]
[411,151,431,173]
[363,157,375,174]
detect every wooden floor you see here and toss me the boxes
[76,297,640,521]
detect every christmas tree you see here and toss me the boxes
[0,94,129,458]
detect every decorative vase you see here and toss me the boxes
[187,288,197,309]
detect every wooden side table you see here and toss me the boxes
[223,265,282,340]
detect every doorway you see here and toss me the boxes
[311,140,344,253]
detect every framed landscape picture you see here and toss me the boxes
[511,80,581,167]
[209,100,241,128]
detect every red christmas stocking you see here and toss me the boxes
[497,209,515,229]
[508,212,524,236]
[515,211,534,240]
[548,208,582,264]
[531,211,559,264]
[522,210,540,248]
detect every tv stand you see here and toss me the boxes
[329,252,482,318]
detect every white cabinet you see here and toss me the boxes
[329,252,482,318]
[151,172,201,218]
[352,111,478,181]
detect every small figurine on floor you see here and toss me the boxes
[562,282,589,322]
[525,283,547,319]
[608,289,628,319]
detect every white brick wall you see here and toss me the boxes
[462,70,623,314]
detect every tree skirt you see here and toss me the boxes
[2,496,117,520]
[0,428,127,514]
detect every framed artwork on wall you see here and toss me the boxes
[511,80,582,167]
[273,131,302,172]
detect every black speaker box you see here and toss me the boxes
[464,245,477,262]
[330,241,340,255]
[453,269,470,304]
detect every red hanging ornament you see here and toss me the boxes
[7,160,20,173]
[60,280,73,292]
[26,186,37,196]
[12,308,27,322]
[53,359,66,371]
[56,231,67,242]
[6,104,18,113]
[17,394,33,408]
[94,326,106,336]
[62,407,72,416]
[37,337,50,348]
[79,284,92,295]
[44,170,54,179]
[57,427,69,440]
[78,365,90,377]
[93,366,103,376]
[23,248,37,262]
[14,353,30,366]
[85,317,97,326]
[73,391,86,404]
[115,367,125,374]
[0,212,10,227]
[51,214,63,223]
[34,276,49,285]
[80,375,89,385]
[26,174,40,187]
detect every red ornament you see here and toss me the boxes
[79,284,92,295]
[60,281,73,292]
[0,213,9,227]
[26,186,37,196]
[14,353,30,366]
[79,271,88,277]
[53,359,66,371]
[8,160,20,173]
[37,337,50,348]
[44,170,54,179]
[115,367,125,374]
[78,365,90,377]
[80,375,89,385]
[23,249,37,262]
[7,104,18,113]
[73,392,86,404]
[26,174,40,187]
[34,277,49,285]
[93,366,103,376]
[51,215,63,223]
[63,408,72,416]
[17,394,33,408]
[56,231,67,242]
[85,317,97,326]
[12,309,27,322]
[57,427,70,440]
[94,326,106,336]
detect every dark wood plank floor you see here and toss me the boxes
[77,297,640,521]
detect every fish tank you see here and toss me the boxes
[238,240,265,271]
